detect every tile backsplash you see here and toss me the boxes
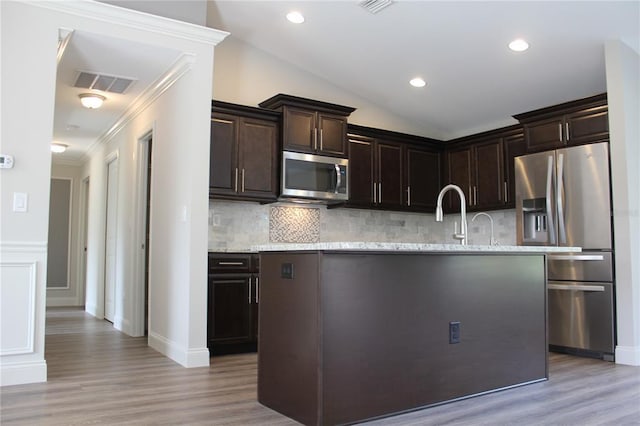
[208,200,517,251]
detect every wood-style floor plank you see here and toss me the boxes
[1,307,639,425]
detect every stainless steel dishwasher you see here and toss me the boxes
[547,252,615,361]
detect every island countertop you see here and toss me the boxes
[252,242,581,253]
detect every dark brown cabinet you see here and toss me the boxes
[444,140,503,211]
[444,125,523,212]
[514,93,608,153]
[207,253,259,355]
[406,147,441,210]
[210,101,279,202]
[348,125,441,212]
[503,131,526,208]
[259,94,355,157]
[347,134,404,209]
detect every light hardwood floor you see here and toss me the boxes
[1,307,638,425]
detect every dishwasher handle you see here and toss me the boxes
[548,254,604,261]
[548,282,605,292]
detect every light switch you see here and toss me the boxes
[13,192,28,212]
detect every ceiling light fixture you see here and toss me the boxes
[79,93,106,109]
[409,77,426,88]
[286,11,305,24]
[508,39,529,52]
[51,143,68,153]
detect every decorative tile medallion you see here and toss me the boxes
[269,206,320,243]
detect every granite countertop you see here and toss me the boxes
[251,242,582,253]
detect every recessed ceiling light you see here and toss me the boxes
[286,11,305,24]
[51,143,68,153]
[508,39,529,52]
[409,77,426,88]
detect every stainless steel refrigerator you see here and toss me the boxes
[515,142,615,361]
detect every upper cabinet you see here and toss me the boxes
[514,93,608,153]
[210,101,280,202]
[347,124,441,212]
[259,94,355,157]
[444,125,524,212]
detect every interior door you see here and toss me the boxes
[104,156,119,322]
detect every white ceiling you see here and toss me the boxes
[52,1,639,164]
[53,30,182,164]
[207,0,639,140]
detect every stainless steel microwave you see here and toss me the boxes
[281,151,348,201]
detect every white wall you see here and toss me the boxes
[47,164,84,307]
[605,40,640,366]
[1,0,226,386]
[211,36,449,140]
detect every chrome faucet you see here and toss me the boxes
[471,212,497,246]
[435,184,467,245]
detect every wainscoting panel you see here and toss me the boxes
[0,262,36,355]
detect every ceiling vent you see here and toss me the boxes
[73,71,136,94]
[359,0,394,14]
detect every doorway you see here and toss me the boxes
[133,132,152,337]
[104,153,119,323]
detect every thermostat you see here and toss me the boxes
[0,154,14,169]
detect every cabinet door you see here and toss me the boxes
[406,147,440,210]
[210,115,238,197]
[348,138,375,206]
[376,142,404,208]
[525,118,564,152]
[503,133,526,208]
[445,148,472,211]
[251,274,259,341]
[318,113,348,156]
[282,107,316,153]
[209,274,253,345]
[238,117,279,201]
[473,139,504,209]
[566,107,609,146]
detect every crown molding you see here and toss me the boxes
[27,0,229,46]
[82,53,194,160]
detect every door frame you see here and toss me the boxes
[131,128,153,337]
[79,176,90,307]
[104,150,119,324]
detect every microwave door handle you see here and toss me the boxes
[557,153,567,244]
[334,164,341,194]
[546,155,556,244]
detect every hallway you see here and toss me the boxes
[1,307,639,425]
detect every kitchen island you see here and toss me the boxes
[255,244,579,426]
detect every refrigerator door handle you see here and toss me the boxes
[546,155,557,244]
[557,153,567,244]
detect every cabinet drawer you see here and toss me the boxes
[209,253,253,273]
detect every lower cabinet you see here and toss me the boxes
[207,253,259,355]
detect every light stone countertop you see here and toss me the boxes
[251,242,581,253]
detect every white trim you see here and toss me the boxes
[0,242,48,253]
[79,177,90,309]
[615,345,640,366]
[148,332,209,368]
[131,129,153,337]
[0,262,37,356]
[0,360,47,386]
[104,149,119,165]
[83,54,194,160]
[27,0,229,46]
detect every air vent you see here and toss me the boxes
[359,0,394,14]
[73,71,136,94]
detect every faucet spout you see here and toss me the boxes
[471,212,497,246]
[435,184,467,245]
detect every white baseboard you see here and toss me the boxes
[1,360,47,386]
[615,345,640,366]
[148,332,209,368]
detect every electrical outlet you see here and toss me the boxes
[449,321,460,344]
[281,263,294,279]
